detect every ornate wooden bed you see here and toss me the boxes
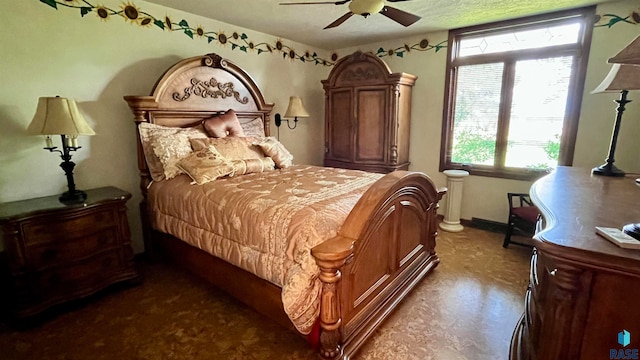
[124,53,446,359]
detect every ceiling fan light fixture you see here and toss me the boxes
[280,0,420,29]
[348,0,384,16]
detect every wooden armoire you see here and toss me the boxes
[322,51,417,173]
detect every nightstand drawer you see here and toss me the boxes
[27,229,118,270]
[32,250,123,298]
[22,209,116,245]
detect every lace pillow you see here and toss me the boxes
[255,137,294,168]
[241,117,266,138]
[150,133,194,180]
[138,122,208,181]
[176,146,235,185]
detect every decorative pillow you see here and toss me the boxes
[241,117,266,138]
[202,109,246,138]
[138,122,208,181]
[230,157,276,176]
[255,136,294,168]
[150,133,197,180]
[190,137,265,161]
[176,146,235,185]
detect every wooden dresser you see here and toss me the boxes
[510,167,640,359]
[0,187,141,319]
[322,51,416,173]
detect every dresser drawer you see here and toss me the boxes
[21,208,116,245]
[30,250,123,298]
[26,228,118,271]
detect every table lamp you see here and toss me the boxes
[591,35,640,177]
[592,35,640,239]
[27,96,95,204]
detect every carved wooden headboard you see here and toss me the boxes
[124,53,274,195]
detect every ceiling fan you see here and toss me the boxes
[279,0,421,30]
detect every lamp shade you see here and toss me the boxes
[608,35,640,65]
[28,97,95,136]
[592,63,640,93]
[283,96,310,118]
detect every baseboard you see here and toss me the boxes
[467,217,508,234]
[437,214,507,234]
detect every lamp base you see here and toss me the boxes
[591,163,625,177]
[59,190,87,204]
[623,223,640,241]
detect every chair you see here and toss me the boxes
[503,193,539,248]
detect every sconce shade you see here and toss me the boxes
[592,63,640,93]
[28,97,95,136]
[283,96,310,119]
[608,35,640,65]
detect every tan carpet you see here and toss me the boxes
[0,227,532,360]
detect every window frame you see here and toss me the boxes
[439,7,596,181]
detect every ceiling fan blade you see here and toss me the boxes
[324,12,354,29]
[380,6,421,27]
[280,0,350,5]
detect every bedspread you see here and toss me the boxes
[148,165,383,334]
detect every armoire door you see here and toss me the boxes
[327,88,353,162]
[322,50,416,173]
[355,87,388,164]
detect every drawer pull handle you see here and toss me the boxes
[549,268,557,276]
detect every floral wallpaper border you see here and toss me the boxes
[38,0,640,66]
[594,9,640,28]
[38,0,447,66]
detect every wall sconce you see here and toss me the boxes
[275,96,310,130]
[27,96,95,204]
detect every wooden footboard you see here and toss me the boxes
[312,171,446,359]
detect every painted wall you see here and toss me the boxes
[337,0,640,225]
[0,0,331,252]
[1,0,638,254]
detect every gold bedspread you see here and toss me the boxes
[148,165,383,334]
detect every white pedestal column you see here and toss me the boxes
[439,169,470,232]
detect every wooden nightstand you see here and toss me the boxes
[0,186,141,319]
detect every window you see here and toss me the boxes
[440,7,595,180]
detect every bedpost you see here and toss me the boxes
[123,97,156,259]
[312,236,354,359]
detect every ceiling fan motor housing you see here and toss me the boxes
[349,0,384,16]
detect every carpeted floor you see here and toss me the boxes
[0,227,532,360]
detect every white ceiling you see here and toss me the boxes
[145,0,613,50]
